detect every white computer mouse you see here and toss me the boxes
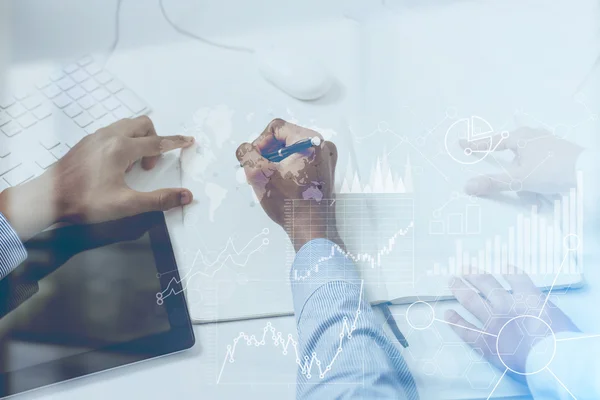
[256,49,333,101]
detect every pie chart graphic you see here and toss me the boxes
[444,115,505,165]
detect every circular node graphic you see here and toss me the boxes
[378,121,390,132]
[517,139,527,149]
[496,315,556,375]
[501,131,510,139]
[406,301,435,330]
[563,234,580,251]
[445,116,497,165]
[263,238,270,245]
[509,180,523,192]
[432,210,442,219]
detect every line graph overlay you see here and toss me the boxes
[156,229,270,304]
[217,281,365,384]
[285,195,415,284]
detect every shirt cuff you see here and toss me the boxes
[0,212,27,279]
[290,239,361,322]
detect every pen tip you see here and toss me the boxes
[311,137,322,146]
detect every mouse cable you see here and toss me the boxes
[103,0,124,67]
[159,0,255,55]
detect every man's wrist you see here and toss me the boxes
[0,172,61,240]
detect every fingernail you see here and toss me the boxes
[180,191,192,205]
[184,136,195,144]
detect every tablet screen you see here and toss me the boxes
[0,213,192,393]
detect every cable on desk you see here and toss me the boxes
[159,0,255,55]
[104,0,124,66]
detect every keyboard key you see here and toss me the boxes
[82,78,100,93]
[49,69,66,82]
[116,90,146,114]
[35,151,57,169]
[33,105,53,120]
[14,90,31,101]
[71,69,89,83]
[67,86,86,100]
[0,179,8,191]
[102,97,121,111]
[17,113,37,129]
[106,80,124,94]
[0,155,21,175]
[85,63,102,76]
[63,63,79,74]
[89,103,107,119]
[21,94,43,110]
[78,95,96,110]
[91,88,110,102]
[6,103,26,118]
[1,121,21,137]
[0,140,10,158]
[64,103,83,118]
[53,93,73,109]
[0,96,16,109]
[43,84,62,99]
[39,133,60,150]
[3,165,34,186]
[51,143,70,160]
[97,113,118,128]
[0,112,9,127]
[57,76,76,91]
[36,78,52,90]
[95,71,113,85]
[65,131,86,148]
[78,55,94,67]
[74,112,94,128]
[85,121,103,135]
[113,105,133,120]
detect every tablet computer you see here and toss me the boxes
[0,211,194,397]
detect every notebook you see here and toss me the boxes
[172,105,584,323]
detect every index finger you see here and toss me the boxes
[252,119,323,153]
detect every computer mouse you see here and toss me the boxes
[257,49,333,101]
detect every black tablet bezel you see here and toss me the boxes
[0,211,195,397]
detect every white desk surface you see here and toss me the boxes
[5,0,600,399]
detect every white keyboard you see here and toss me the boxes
[0,55,150,190]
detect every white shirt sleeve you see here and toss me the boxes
[526,331,600,399]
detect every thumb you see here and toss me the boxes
[127,188,193,213]
[464,173,512,196]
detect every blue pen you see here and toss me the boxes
[262,137,322,162]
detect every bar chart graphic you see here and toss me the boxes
[431,172,583,276]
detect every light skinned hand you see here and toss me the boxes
[236,118,339,251]
[461,127,583,197]
[446,272,579,379]
[0,116,195,240]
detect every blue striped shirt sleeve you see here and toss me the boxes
[291,239,418,399]
[0,212,27,280]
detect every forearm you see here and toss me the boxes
[291,239,418,399]
[0,173,59,242]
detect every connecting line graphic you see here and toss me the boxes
[156,230,269,304]
[293,222,414,281]
[216,280,365,384]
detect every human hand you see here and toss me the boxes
[236,119,339,251]
[462,128,583,197]
[446,273,579,379]
[0,116,195,240]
